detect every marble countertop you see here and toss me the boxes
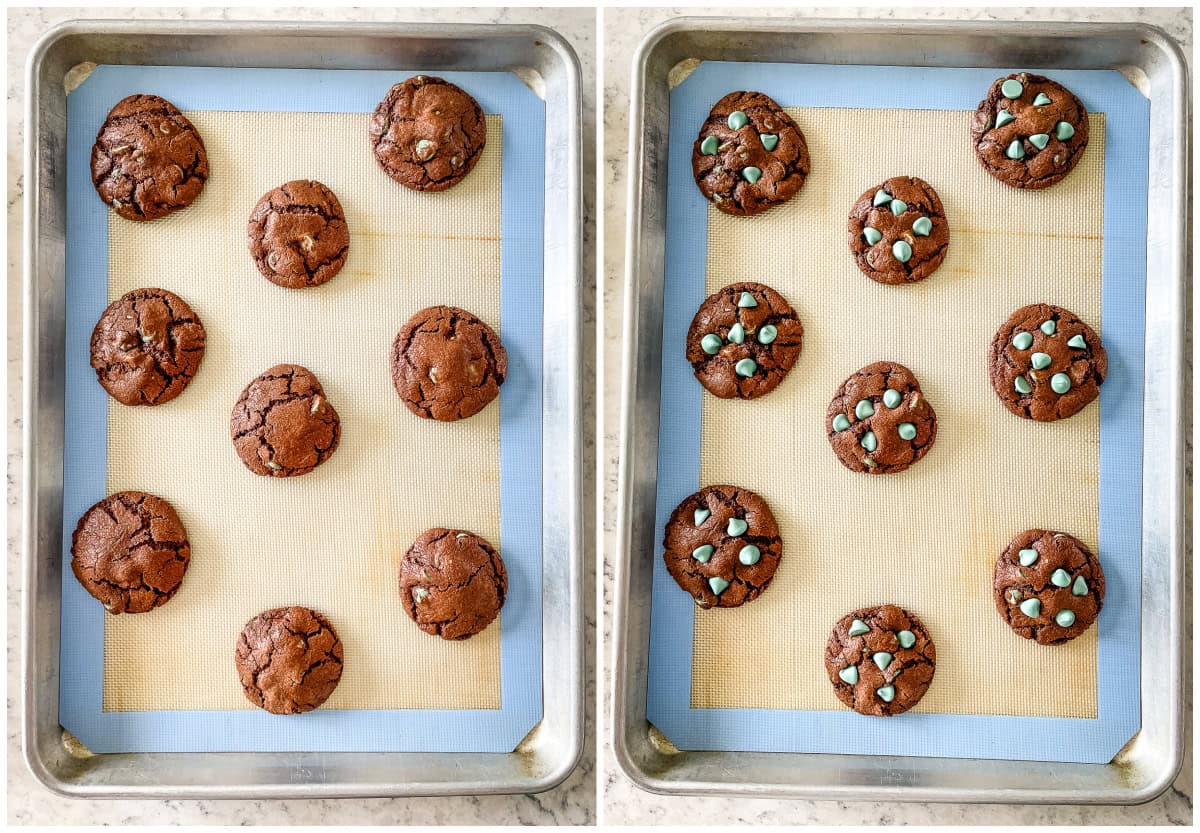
[5,5,595,825]
[599,5,1192,826]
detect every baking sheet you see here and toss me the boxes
[60,65,544,753]
[647,62,1146,763]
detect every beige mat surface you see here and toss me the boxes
[104,110,503,711]
[692,107,1104,718]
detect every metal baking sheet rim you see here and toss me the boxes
[22,20,583,799]
[613,17,1187,804]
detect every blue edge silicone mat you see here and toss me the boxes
[648,62,1147,764]
[60,65,544,753]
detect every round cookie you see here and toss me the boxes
[390,305,507,422]
[988,302,1107,422]
[691,90,810,217]
[826,361,937,475]
[399,528,508,641]
[230,364,341,477]
[971,72,1089,190]
[90,94,209,221]
[847,176,949,285]
[235,606,344,714]
[369,75,486,192]
[90,287,206,406]
[70,491,190,614]
[247,180,350,289]
[993,529,1106,646]
[685,282,803,400]
[825,604,936,717]
[662,485,782,609]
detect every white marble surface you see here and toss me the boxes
[6,5,595,825]
[600,6,1192,826]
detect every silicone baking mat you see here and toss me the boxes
[648,62,1146,764]
[60,65,544,753]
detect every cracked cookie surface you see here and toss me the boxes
[993,529,1105,646]
[847,176,949,285]
[827,361,937,475]
[685,281,803,400]
[691,90,809,217]
[247,180,349,289]
[369,75,486,192]
[230,364,341,477]
[971,72,1089,190]
[663,485,782,609]
[390,305,507,422]
[90,94,209,221]
[399,528,508,641]
[71,491,190,614]
[988,302,1107,422]
[235,606,344,714]
[825,604,936,717]
[90,287,206,406]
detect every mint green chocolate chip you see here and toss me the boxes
[1001,78,1024,98]
[700,135,719,155]
[1033,92,1052,106]
[1072,576,1088,596]
[890,198,908,216]
[1050,372,1072,394]
[1013,331,1034,350]
[883,389,901,408]
[912,216,932,237]
[708,576,730,595]
[735,358,757,377]
[995,109,1016,128]
[738,544,761,565]
[694,508,711,526]
[863,227,883,245]
[727,322,745,344]
[1055,609,1076,627]
[742,166,762,184]
[876,685,896,703]
[873,189,891,207]
[860,431,878,453]
[727,110,748,130]
[832,414,851,432]
[1029,133,1050,150]
[855,399,875,420]
[692,544,714,563]
[1031,352,1052,370]
[898,422,917,441]
[727,517,748,537]
[738,291,758,308]
[892,240,913,263]
[1018,548,1039,566]
[701,334,722,355]
[897,630,916,649]
[872,652,893,671]
[413,586,430,602]
[1040,319,1057,335]
[760,133,779,151]
[1067,334,1086,349]
[1051,568,1071,588]
[1006,140,1025,160]
[848,618,869,636]
[1006,588,1023,605]
[1055,121,1075,141]
[838,666,859,685]
[1014,375,1032,395]
[757,324,777,345]
[1019,598,1042,618]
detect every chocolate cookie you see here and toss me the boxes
[369,75,486,192]
[390,305,507,422]
[971,73,1089,190]
[230,364,341,477]
[691,91,810,217]
[663,485,782,609]
[90,94,209,221]
[90,287,206,406]
[847,177,950,285]
[988,303,1107,422]
[70,491,190,614]
[685,282,803,400]
[827,361,937,475]
[399,528,508,641]
[993,529,1106,646]
[235,606,344,714]
[825,605,936,717]
[247,180,349,289]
